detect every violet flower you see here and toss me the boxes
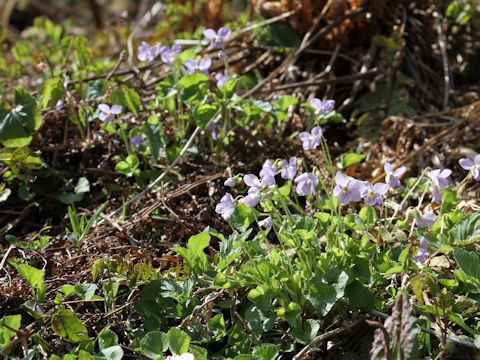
[429,169,452,203]
[138,42,160,63]
[333,172,362,204]
[242,173,271,207]
[413,209,436,228]
[295,172,319,196]
[224,177,236,187]
[98,104,122,123]
[55,98,64,111]
[159,44,182,64]
[130,135,143,147]
[244,174,264,194]
[203,27,231,49]
[413,236,430,267]
[310,98,335,115]
[215,193,235,219]
[259,217,272,229]
[259,160,276,180]
[242,192,260,207]
[281,157,297,180]
[298,126,323,151]
[384,162,406,188]
[459,155,480,181]
[363,182,388,206]
[215,71,228,87]
[183,58,212,76]
[207,121,220,140]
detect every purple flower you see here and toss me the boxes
[333,172,362,204]
[384,162,406,188]
[98,104,122,123]
[413,236,430,267]
[215,193,235,219]
[183,58,212,76]
[242,192,260,207]
[281,157,297,180]
[55,98,64,111]
[159,44,182,64]
[224,177,236,187]
[363,182,388,206]
[295,172,319,196]
[130,135,143,147]
[310,98,335,115]
[459,155,480,181]
[215,71,228,87]
[259,160,276,180]
[429,169,452,204]
[298,126,323,151]
[207,121,220,140]
[242,173,273,206]
[138,42,160,63]
[203,27,231,49]
[413,209,436,228]
[259,217,272,229]
[244,174,263,193]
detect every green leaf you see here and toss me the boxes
[0,87,42,147]
[306,268,349,316]
[18,186,35,201]
[291,319,320,345]
[453,247,480,280]
[92,259,104,281]
[140,331,169,359]
[42,78,64,108]
[74,284,97,300]
[190,344,208,360]
[253,344,280,360]
[220,78,239,98]
[446,3,474,24]
[441,187,459,214]
[178,73,209,88]
[86,80,107,99]
[345,280,375,311]
[275,95,298,111]
[341,153,365,169]
[115,155,139,177]
[177,49,196,64]
[450,213,480,245]
[61,36,73,64]
[74,36,92,69]
[14,264,46,302]
[194,103,220,130]
[277,302,302,326]
[110,89,141,116]
[0,314,21,349]
[95,346,124,360]
[51,310,90,342]
[446,312,476,336]
[167,327,190,355]
[173,232,210,274]
[187,232,210,257]
[359,206,378,226]
[98,328,118,350]
[248,285,272,313]
[230,203,259,232]
[142,122,165,162]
